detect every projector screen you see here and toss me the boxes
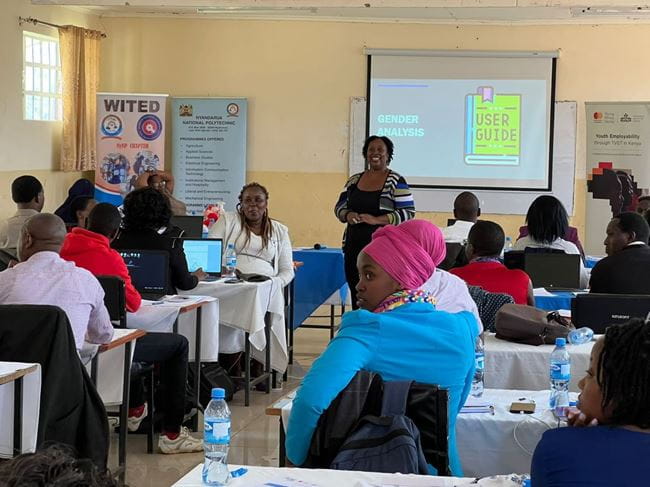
[367,50,557,191]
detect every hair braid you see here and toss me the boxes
[237,182,274,250]
[598,318,650,428]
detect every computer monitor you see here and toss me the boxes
[182,238,223,278]
[170,215,204,239]
[571,293,650,334]
[118,250,169,299]
[524,253,581,289]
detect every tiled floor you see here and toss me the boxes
[115,322,333,487]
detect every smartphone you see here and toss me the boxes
[509,402,536,414]
[224,278,243,284]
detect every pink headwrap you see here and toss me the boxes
[362,222,436,290]
[397,220,447,266]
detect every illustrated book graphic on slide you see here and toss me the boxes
[465,86,521,166]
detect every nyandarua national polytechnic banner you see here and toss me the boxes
[171,98,247,214]
[95,93,168,205]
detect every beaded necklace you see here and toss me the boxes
[373,289,435,313]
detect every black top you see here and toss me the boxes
[112,228,198,295]
[345,186,386,252]
[589,244,650,294]
[0,305,109,468]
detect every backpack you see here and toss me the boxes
[330,380,429,475]
[187,362,235,406]
[495,303,574,346]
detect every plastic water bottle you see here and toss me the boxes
[203,388,231,486]
[225,243,237,278]
[471,335,485,398]
[568,327,594,345]
[549,338,571,415]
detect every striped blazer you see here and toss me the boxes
[335,170,416,234]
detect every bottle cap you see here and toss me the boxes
[211,387,225,399]
[555,337,566,347]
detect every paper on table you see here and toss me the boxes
[460,395,494,414]
[533,288,555,297]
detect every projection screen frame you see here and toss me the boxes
[365,49,559,192]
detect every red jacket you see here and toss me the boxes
[60,228,142,312]
[450,261,530,305]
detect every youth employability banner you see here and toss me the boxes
[585,102,650,254]
[171,98,247,214]
[95,93,168,205]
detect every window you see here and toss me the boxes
[23,32,62,121]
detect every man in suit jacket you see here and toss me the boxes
[590,212,650,294]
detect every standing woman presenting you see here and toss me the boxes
[335,135,415,309]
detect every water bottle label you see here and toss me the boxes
[475,355,484,370]
[550,363,570,380]
[205,419,230,444]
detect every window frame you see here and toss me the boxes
[22,31,63,122]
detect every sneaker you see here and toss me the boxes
[158,426,203,454]
[127,403,148,432]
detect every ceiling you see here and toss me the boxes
[32,1,650,24]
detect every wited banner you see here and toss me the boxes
[95,93,168,205]
[585,102,650,254]
[171,98,247,214]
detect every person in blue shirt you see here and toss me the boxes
[531,318,650,486]
[286,220,478,476]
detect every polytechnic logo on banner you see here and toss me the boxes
[95,93,168,205]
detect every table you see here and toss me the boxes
[128,296,220,361]
[181,279,284,406]
[484,333,594,392]
[267,388,571,478]
[89,328,146,482]
[172,464,474,486]
[456,388,577,477]
[292,248,347,329]
[0,362,41,458]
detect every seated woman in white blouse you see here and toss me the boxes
[513,195,588,288]
[208,182,294,380]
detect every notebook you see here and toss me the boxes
[182,238,223,281]
[119,250,169,300]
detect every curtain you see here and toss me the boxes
[59,26,101,172]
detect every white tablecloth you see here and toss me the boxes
[277,387,561,478]
[182,279,287,372]
[484,333,594,392]
[172,464,473,486]
[0,362,41,457]
[84,329,139,406]
[127,297,220,361]
[456,388,577,477]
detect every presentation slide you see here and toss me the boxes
[368,55,555,190]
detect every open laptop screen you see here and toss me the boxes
[182,238,223,276]
[119,250,168,294]
[170,215,204,239]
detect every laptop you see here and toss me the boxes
[182,238,223,281]
[170,215,204,239]
[524,253,581,290]
[572,293,650,334]
[119,250,169,300]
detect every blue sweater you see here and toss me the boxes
[286,302,477,476]
[531,426,650,486]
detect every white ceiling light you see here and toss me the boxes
[571,6,650,17]
[196,6,318,14]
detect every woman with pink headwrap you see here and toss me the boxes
[396,220,483,333]
[286,221,478,476]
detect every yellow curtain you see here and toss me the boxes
[59,25,101,172]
